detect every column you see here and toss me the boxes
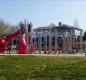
[49,29,52,53]
[38,32,41,54]
[63,35,65,53]
[55,30,58,53]
[85,40,86,56]
[45,32,47,51]
[80,31,83,54]
[35,30,37,53]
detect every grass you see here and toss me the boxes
[0,55,86,80]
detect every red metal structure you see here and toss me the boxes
[18,33,35,54]
[0,29,35,54]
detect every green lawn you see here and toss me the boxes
[0,55,86,80]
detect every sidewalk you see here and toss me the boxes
[0,53,85,56]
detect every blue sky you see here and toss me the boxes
[0,0,86,30]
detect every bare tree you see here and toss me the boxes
[49,22,56,27]
[9,26,17,34]
[0,19,18,36]
[0,19,10,36]
[73,18,79,28]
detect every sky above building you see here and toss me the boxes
[0,0,86,30]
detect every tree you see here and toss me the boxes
[0,19,18,36]
[0,19,10,36]
[9,25,18,34]
[49,23,56,27]
[73,18,79,28]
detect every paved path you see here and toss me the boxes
[0,53,85,57]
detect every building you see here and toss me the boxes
[33,22,83,53]
[34,22,83,37]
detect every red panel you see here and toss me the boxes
[6,29,20,42]
[0,37,6,53]
[0,29,20,53]
[0,29,36,54]
[18,33,35,54]
[18,33,27,54]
